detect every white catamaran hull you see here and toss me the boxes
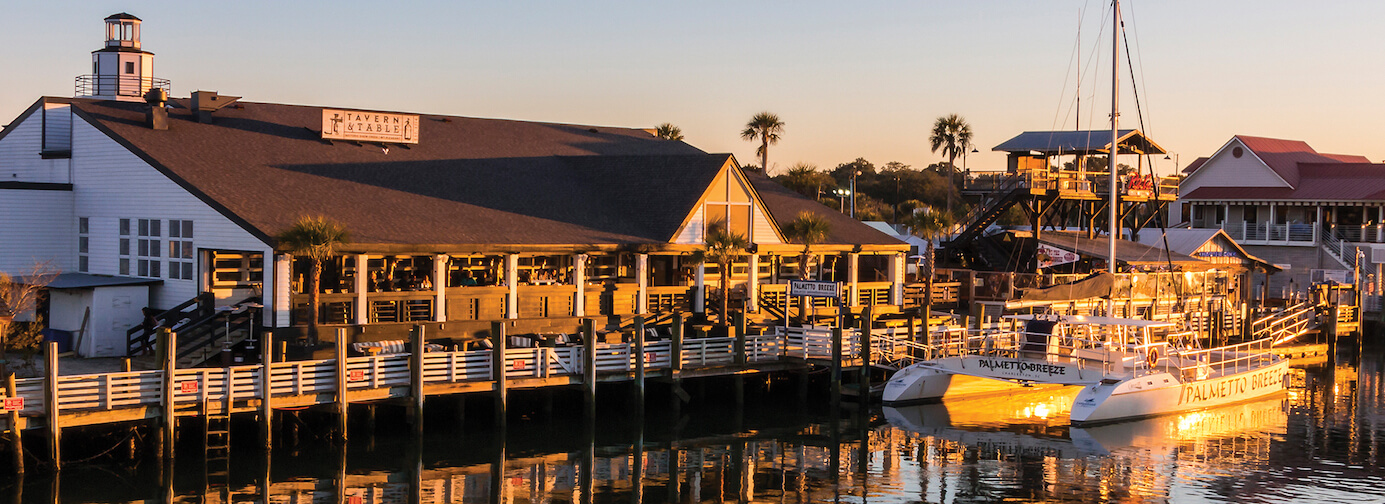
[882,354,1109,405]
[1069,360,1290,424]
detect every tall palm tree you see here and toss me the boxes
[929,114,973,214]
[690,222,751,326]
[905,209,954,320]
[782,211,832,323]
[654,123,684,141]
[741,112,785,174]
[277,215,351,344]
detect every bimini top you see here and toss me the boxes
[1006,313,1179,329]
[993,129,1166,156]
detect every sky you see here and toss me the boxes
[4,1,1385,176]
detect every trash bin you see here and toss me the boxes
[41,329,73,353]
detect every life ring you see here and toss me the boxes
[1146,348,1160,369]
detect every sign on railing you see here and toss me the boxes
[790,280,841,298]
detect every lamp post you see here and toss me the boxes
[963,145,978,190]
[834,188,850,213]
[849,170,861,219]
[1163,153,1179,175]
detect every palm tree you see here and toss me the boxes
[277,215,351,344]
[690,222,751,326]
[741,112,785,174]
[781,211,832,323]
[905,208,954,320]
[929,114,973,214]
[654,123,684,141]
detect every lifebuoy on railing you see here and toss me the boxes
[1146,347,1159,369]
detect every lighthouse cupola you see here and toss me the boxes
[77,13,169,102]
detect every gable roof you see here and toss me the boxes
[1233,135,1371,188]
[1133,228,1277,271]
[65,97,733,247]
[1181,156,1208,174]
[992,129,1166,156]
[1184,162,1385,202]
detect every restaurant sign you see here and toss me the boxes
[789,280,841,298]
[321,108,419,144]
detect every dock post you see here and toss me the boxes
[160,328,176,463]
[634,315,646,407]
[670,312,685,416]
[582,318,596,419]
[830,327,843,404]
[410,324,426,432]
[6,372,22,473]
[907,314,918,360]
[44,341,59,470]
[733,312,747,365]
[260,330,273,449]
[858,308,872,400]
[491,321,507,427]
[334,328,349,443]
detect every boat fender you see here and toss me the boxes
[1146,348,1159,369]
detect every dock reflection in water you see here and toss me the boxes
[19,348,1385,503]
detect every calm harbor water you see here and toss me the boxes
[13,344,1385,503]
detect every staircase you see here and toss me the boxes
[126,293,262,368]
[948,185,1028,248]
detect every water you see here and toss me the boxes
[11,347,1385,503]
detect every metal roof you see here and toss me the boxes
[992,129,1166,156]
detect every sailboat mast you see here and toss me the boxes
[1108,0,1120,275]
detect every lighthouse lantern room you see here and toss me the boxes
[76,13,169,102]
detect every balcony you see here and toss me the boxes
[75,74,170,101]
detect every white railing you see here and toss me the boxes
[1169,338,1277,382]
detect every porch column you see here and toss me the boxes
[746,254,759,312]
[354,255,368,325]
[1223,203,1230,230]
[636,253,649,314]
[848,253,860,307]
[573,254,587,317]
[889,252,904,306]
[434,254,447,322]
[694,264,706,313]
[273,253,292,328]
[1269,204,1276,240]
[505,254,519,319]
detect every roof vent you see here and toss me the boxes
[145,88,168,130]
[190,90,241,123]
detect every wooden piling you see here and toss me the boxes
[634,315,646,406]
[733,311,747,365]
[44,341,59,469]
[260,330,273,448]
[581,318,596,418]
[160,328,176,462]
[410,324,426,432]
[858,308,872,399]
[334,328,349,443]
[830,327,843,404]
[6,373,23,473]
[670,312,685,417]
[491,321,507,427]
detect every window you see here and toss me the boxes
[168,219,194,280]
[77,217,89,273]
[137,218,161,278]
[119,219,131,275]
[125,61,134,74]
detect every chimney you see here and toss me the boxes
[190,90,241,123]
[145,88,168,130]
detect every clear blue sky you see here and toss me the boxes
[5,1,1384,175]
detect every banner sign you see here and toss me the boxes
[789,280,841,298]
[1036,244,1080,269]
[322,108,419,144]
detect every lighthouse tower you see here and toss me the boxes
[77,13,168,101]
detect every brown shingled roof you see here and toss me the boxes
[68,98,722,247]
[1185,162,1385,202]
[1234,135,1371,188]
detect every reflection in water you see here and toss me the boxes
[18,348,1385,503]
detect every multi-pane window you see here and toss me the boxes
[137,218,161,278]
[168,220,194,280]
[119,218,131,275]
[77,217,89,273]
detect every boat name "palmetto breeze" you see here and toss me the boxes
[977,359,1067,376]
